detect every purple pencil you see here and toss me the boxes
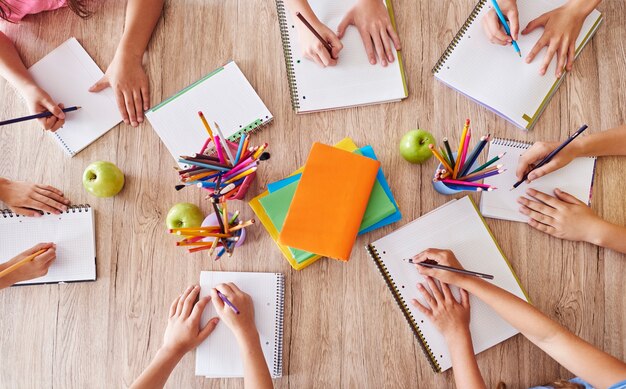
[464,169,506,182]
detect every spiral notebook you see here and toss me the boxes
[275,0,408,113]
[28,37,122,156]
[432,0,602,130]
[480,138,596,222]
[366,196,528,372]
[146,61,273,162]
[0,205,96,285]
[196,271,284,378]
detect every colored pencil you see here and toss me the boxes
[464,169,505,182]
[443,137,455,167]
[0,249,47,279]
[512,124,589,190]
[295,12,333,57]
[229,219,255,232]
[490,0,521,57]
[453,119,470,178]
[234,133,247,164]
[441,179,492,189]
[444,184,486,192]
[225,166,257,184]
[460,134,489,177]
[178,159,231,172]
[213,122,235,165]
[213,136,226,164]
[222,199,229,234]
[223,160,258,180]
[458,127,472,174]
[406,258,494,280]
[458,164,502,181]
[428,144,453,172]
[0,106,81,127]
[469,153,506,175]
[252,143,268,160]
[198,111,216,145]
[191,153,221,162]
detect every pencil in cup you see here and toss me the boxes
[432,152,483,195]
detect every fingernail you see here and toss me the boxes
[132,121,138,127]
[64,200,70,204]
[138,117,144,123]
[528,173,536,180]
[59,113,65,119]
[370,58,376,65]
[124,119,130,124]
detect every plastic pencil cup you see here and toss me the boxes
[432,152,480,195]
[201,212,246,247]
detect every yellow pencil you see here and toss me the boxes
[198,111,216,146]
[225,166,257,184]
[0,248,47,279]
[222,200,229,234]
[252,143,268,159]
[428,144,453,172]
[453,119,470,178]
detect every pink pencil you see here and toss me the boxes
[441,178,492,189]
[214,135,226,164]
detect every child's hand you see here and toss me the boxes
[518,188,603,242]
[210,283,257,343]
[0,179,70,216]
[296,19,343,67]
[516,140,580,182]
[411,276,471,340]
[0,243,56,287]
[89,53,150,127]
[522,2,588,77]
[21,86,66,132]
[337,0,401,67]
[413,248,468,286]
[482,0,519,45]
[161,285,220,357]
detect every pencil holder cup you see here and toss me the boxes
[199,138,256,200]
[432,152,480,195]
[202,212,247,247]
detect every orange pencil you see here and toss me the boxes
[0,248,47,279]
[428,144,453,172]
[222,200,229,234]
[229,219,255,232]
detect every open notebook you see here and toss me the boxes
[432,0,602,130]
[0,205,96,285]
[275,0,408,113]
[146,61,272,163]
[480,138,596,222]
[196,272,284,378]
[366,196,528,372]
[29,38,122,156]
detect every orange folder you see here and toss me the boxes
[278,142,380,261]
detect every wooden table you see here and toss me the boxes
[1,1,624,387]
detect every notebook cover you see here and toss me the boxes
[278,143,380,260]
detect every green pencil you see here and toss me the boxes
[443,137,455,167]
[469,152,506,175]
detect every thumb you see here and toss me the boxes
[522,13,548,35]
[89,76,110,93]
[527,160,558,181]
[554,188,584,205]
[198,317,220,341]
[337,12,353,39]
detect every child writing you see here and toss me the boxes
[0,243,56,289]
[482,0,601,77]
[411,248,626,389]
[131,283,273,389]
[0,0,163,129]
[285,0,401,68]
[0,177,69,216]
[515,125,626,254]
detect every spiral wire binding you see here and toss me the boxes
[491,137,532,150]
[1,204,90,218]
[275,0,300,111]
[53,132,76,156]
[273,273,285,377]
[225,117,275,143]
[366,244,442,373]
[432,0,487,74]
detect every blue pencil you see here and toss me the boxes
[234,133,247,164]
[0,106,81,126]
[178,159,231,172]
[460,135,489,177]
[490,0,521,57]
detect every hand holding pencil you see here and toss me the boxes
[293,10,343,67]
[0,243,56,289]
[210,283,257,341]
[412,248,482,286]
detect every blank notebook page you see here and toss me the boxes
[368,196,527,372]
[433,0,601,130]
[480,138,596,222]
[196,272,284,378]
[146,61,273,163]
[0,207,96,284]
[29,37,122,156]
[281,0,407,112]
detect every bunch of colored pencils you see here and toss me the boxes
[430,119,505,192]
[174,111,270,201]
[169,202,256,260]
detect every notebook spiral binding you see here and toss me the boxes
[273,273,285,377]
[52,132,76,156]
[275,0,300,111]
[491,137,532,150]
[366,244,442,373]
[226,118,275,143]
[1,204,90,218]
[432,0,487,74]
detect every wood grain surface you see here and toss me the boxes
[0,0,624,387]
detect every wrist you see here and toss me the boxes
[443,325,472,346]
[157,344,186,361]
[114,43,144,64]
[565,0,598,19]
[587,219,615,247]
[235,328,260,347]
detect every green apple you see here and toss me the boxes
[166,203,204,229]
[82,161,125,197]
[399,129,436,164]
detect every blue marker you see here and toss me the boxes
[490,0,521,57]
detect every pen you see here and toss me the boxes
[0,106,81,127]
[217,290,240,314]
[511,124,588,190]
[405,258,494,280]
[490,0,521,57]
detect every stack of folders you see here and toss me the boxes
[249,138,401,270]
